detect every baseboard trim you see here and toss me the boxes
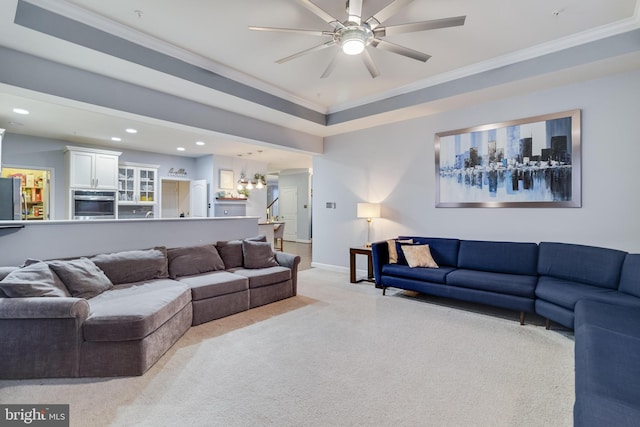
[310,262,349,274]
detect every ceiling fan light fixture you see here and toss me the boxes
[251,2,466,77]
[340,27,369,55]
[342,37,365,55]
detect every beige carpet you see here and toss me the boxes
[0,269,574,427]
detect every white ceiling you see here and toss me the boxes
[1,0,639,172]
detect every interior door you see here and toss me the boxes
[161,181,180,218]
[279,186,298,241]
[189,179,208,217]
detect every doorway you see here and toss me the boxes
[160,179,208,218]
[279,186,298,241]
[1,166,52,220]
[161,179,189,218]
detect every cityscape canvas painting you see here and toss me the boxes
[435,110,581,208]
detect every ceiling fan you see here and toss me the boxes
[249,0,466,78]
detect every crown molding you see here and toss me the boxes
[21,0,640,122]
[23,0,328,115]
[328,12,640,114]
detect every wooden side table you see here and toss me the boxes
[350,246,374,283]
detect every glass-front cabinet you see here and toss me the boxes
[118,162,159,206]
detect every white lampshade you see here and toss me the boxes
[357,203,381,219]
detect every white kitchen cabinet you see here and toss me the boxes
[65,146,121,190]
[118,162,159,205]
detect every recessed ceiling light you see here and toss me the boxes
[177,147,185,151]
[13,108,29,115]
[111,137,122,142]
[125,128,137,134]
[195,141,205,146]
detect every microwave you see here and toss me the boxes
[71,190,116,220]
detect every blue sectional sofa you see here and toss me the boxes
[371,236,640,426]
[372,237,539,324]
[574,300,640,426]
[372,237,640,326]
[535,242,640,329]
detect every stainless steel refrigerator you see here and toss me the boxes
[0,177,23,220]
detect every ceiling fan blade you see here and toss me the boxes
[373,16,466,37]
[365,0,414,29]
[347,0,363,24]
[276,40,337,64]
[249,26,333,37]
[321,53,340,78]
[296,0,344,29]
[371,38,431,62]
[361,49,380,78]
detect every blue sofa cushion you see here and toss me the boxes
[382,263,454,284]
[456,240,538,275]
[618,254,640,298]
[446,269,537,298]
[574,300,640,426]
[398,237,460,267]
[538,242,627,289]
[574,394,640,427]
[536,276,640,310]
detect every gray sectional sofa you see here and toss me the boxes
[0,236,300,379]
[372,237,640,427]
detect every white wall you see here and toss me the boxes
[313,69,640,270]
[213,155,267,221]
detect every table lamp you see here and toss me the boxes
[357,202,381,247]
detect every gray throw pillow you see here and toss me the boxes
[167,245,225,278]
[217,236,269,269]
[48,258,113,299]
[242,240,279,269]
[91,247,169,285]
[216,240,243,269]
[0,266,16,281]
[0,261,71,298]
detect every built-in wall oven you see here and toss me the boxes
[71,190,116,220]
